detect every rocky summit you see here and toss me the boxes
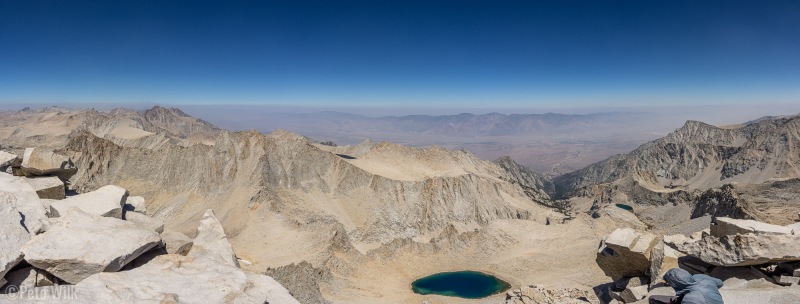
[2,107,800,303]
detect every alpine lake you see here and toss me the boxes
[411,271,511,299]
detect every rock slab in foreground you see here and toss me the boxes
[649,240,684,287]
[0,151,17,170]
[124,196,146,214]
[160,230,193,255]
[0,193,31,281]
[48,185,127,218]
[711,217,793,237]
[0,174,49,235]
[124,212,164,234]
[666,233,800,266]
[59,254,299,304]
[20,208,161,284]
[24,176,65,200]
[20,148,77,180]
[620,285,648,302]
[188,209,239,267]
[596,228,658,279]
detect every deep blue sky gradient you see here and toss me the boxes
[1,0,799,107]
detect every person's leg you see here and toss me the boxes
[648,295,675,304]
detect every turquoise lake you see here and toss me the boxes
[615,203,633,211]
[411,271,511,299]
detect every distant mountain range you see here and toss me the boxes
[207,110,688,176]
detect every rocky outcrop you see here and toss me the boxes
[20,148,77,180]
[48,185,127,218]
[666,233,800,266]
[595,216,800,303]
[494,156,554,199]
[124,196,146,214]
[160,230,193,255]
[648,240,684,287]
[21,208,161,283]
[505,285,598,304]
[711,217,793,237]
[142,106,220,139]
[691,185,753,220]
[0,151,17,172]
[557,117,800,196]
[1,197,298,304]
[24,176,65,200]
[70,254,299,304]
[0,174,48,235]
[187,210,239,268]
[608,276,649,302]
[125,211,164,234]
[265,261,333,304]
[619,285,648,302]
[596,228,658,279]
[555,116,800,231]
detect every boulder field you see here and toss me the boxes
[590,217,800,304]
[0,148,298,303]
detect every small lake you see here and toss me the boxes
[615,203,633,211]
[411,271,511,299]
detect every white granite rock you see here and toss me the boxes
[0,174,48,235]
[0,151,17,169]
[49,185,128,218]
[124,212,164,234]
[0,193,30,283]
[712,217,793,237]
[720,288,800,304]
[20,208,161,284]
[667,233,800,266]
[620,285,648,303]
[597,228,658,279]
[161,230,193,255]
[188,209,239,268]
[23,177,65,200]
[709,266,775,289]
[649,239,685,287]
[124,196,146,214]
[20,148,77,180]
[71,254,299,304]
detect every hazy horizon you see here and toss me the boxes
[2,102,800,127]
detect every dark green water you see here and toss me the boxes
[411,271,511,299]
[615,203,633,211]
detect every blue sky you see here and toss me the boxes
[1,0,799,108]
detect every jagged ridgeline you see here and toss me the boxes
[61,128,563,243]
[0,106,220,150]
[555,115,800,226]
